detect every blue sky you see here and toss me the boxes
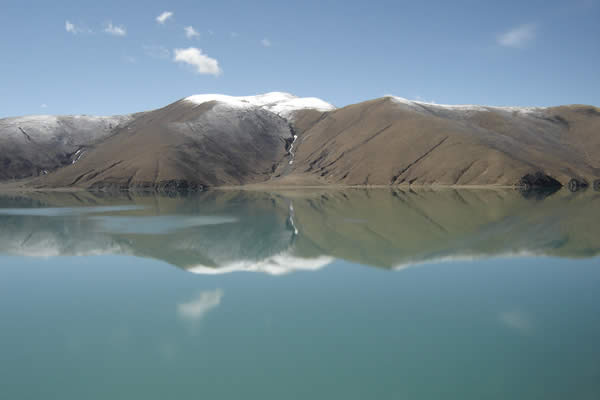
[1,0,599,117]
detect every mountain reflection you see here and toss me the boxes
[0,188,598,273]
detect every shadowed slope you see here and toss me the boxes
[33,100,293,191]
[0,114,133,180]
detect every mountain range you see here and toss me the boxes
[1,92,599,191]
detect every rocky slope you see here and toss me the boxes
[0,114,133,180]
[1,93,599,190]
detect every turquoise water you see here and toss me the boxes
[0,189,599,399]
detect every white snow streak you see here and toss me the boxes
[72,149,85,164]
[288,134,298,165]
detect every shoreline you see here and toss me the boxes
[0,176,577,194]
[0,182,533,194]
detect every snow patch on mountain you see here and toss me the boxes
[388,96,545,115]
[0,114,133,144]
[185,92,335,119]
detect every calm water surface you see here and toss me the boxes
[0,189,599,399]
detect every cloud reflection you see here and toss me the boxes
[177,289,224,321]
[499,310,534,335]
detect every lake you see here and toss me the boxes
[0,188,599,399]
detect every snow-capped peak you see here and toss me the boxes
[184,92,335,119]
[387,96,545,115]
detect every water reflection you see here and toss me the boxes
[498,310,534,335]
[0,188,598,273]
[177,289,224,321]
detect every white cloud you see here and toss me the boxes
[497,24,537,48]
[143,45,170,59]
[123,55,136,64]
[156,11,173,24]
[65,20,90,34]
[40,104,48,109]
[184,26,200,39]
[261,38,272,47]
[104,22,126,36]
[65,20,76,33]
[177,289,223,321]
[173,47,222,76]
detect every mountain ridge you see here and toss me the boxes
[1,92,599,191]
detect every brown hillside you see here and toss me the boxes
[282,98,600,186]
[8,96,599,191]
[33,100,293,191]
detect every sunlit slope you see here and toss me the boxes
[282,99,600,186]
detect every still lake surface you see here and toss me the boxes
[0,188,599,399]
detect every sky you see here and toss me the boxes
[1,0,599,117]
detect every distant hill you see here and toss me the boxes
[0,92,598,191]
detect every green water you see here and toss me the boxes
[0,189,599,399]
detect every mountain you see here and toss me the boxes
[26,93,334,191]
[282,97,600,188]
[1,92,599,191]
[0,114,133,180]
